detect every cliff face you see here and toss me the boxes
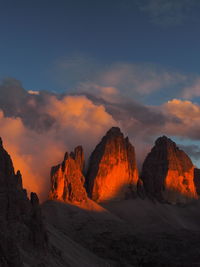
[49,146,87,203]
[194,168,200,196]
[70,145,85,172]
[0,138,47,267]
[141,136,197,203]
[86,127,139,202]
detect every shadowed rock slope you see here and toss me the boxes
[0,138,47,267]
[86,127,139,202]
[141,136,197,203]
[0,140,108,267]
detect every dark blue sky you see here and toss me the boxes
[1,0,200,103]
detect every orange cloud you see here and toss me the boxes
[161,99,200,139]
[0,95,116,201]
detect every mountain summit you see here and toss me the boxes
[86,127,139,202]
[141,136,197,203]
[49,146,88,203]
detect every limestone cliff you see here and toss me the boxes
[49,146,87,203]
[70,145,85,172]
[86,127,139,202]
[141,136,197,203]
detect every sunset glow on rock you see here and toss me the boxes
[49,147,87,203]
[141,136,197,203]
[86,127,139,202]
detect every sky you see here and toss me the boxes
[1,0,200,200]
[1,0,200,96]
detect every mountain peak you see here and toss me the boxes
[49,147,87,203]
[141,136,197,203]
[155,135,177,148]
[106,126,122,137]
[86,127,139,202]
[70,145,85,172]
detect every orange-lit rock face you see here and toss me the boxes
[141,136,197,203]
[164,168,197,203]
[49,146,87,203]
[86,127,139,202]
[70,145,85,172]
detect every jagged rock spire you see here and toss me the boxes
[49,146,87,202]
[70,145,85,172]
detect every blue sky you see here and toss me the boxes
[1,0,200,181]
[1,0,200,105]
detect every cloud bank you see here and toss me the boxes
[1,77,200,201]
[0,78,116,200]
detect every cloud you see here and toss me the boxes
[86,95,200,166]
[2,77,200,200]
[0,111,64,201]
[28,90,40,95]
[0,78,27,116]
[98,63,186,96]
[181,78,200,99]
[42,94,116,152]
[158,99,200,140]
[53,54,101,90]
[136,0,200,26]
[72,62,188,104]
[77,83,120,103]
[54,56,189,101]
[178,144,200,160]
[0,80,117,201]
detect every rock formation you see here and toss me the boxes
[194,168,200,196]
[0,137,47,266]
[70,145,85,172]
[49,146,87,202]
[141,136,197,203]
[86,127,139,202]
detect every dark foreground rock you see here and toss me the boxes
[0,138,47,266]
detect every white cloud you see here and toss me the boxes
[182,78,200,99]
[28,90,40,95]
